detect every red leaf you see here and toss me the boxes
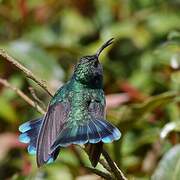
[120,82,146,102]
[0,132,25,161]
[106,93,130,109]
[18,0,28,19]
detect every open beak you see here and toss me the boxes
[96,38,114,58]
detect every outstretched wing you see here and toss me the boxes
[36,101,70,167]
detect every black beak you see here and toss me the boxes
[96,38,114,58]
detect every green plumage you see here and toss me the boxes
[19,38,121,167]
[50,77,105,127]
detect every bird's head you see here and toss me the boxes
[74,38,114,87]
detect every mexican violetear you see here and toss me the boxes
[19,38,121,167]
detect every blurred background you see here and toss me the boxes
[0,0,180,179]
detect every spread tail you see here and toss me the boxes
[19,118,121,167]
[51,119,121,167]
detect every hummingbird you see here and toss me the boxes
[19,38,121,167]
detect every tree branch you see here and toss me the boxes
[85,167,115,180]
[0,78,46,115]
[0,49,53,97]
[28,86,46,110]
[99,158,111,172]
[102,149,127,180]
[71,146,85,167]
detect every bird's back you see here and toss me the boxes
[51,78,106,126]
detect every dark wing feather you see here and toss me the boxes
[85,100,105,167]
[85,142,103,167]
[88,100,105,119]
[36,102,70,167]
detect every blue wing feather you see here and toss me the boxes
[19,118,43,155]
[19,116,61,164]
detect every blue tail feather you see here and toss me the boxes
[19,122,31,133]
[28,145,36,155]
[19,133,31,143]
[19,118,43,155]
[47,157,54,164]
[52,126,88,147]
[51,119,121,150]
[19,117,121,165]
[19,118,42,133]
[93,120,114,143]
[76,125,88,144]
[98,119,120,139]
[94,119,121,143]
[88,120,101,144]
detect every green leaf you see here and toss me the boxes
[0,96,18,123]
[1,75,24,101]
[1,41,64,91]
[152,145,180,180]
[154,31,180,68]
[168,31,180,41]
[133,91,177,115]
[108,92,178,131]
[23,26,59,46]
[122,128,159,155]
[59,9,95,45]
[147,13,180,35]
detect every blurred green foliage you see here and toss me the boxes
[0,0,179,179]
